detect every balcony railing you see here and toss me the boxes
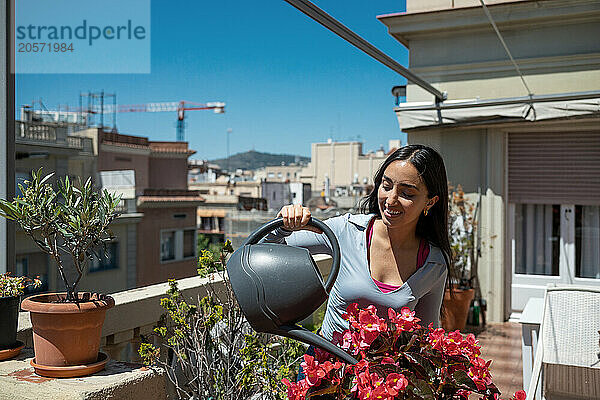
[15,121,93,153]
[16,120,57,141]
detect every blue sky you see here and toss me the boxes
[16,0,408,159]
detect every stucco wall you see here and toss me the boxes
[78,223,130,294]
[408,128,506,322]
[136,206,198,287]
[406,0,526,13]
[98,145,150,195]
[149,156,188,189]
[384,0,600,102]
[302,141,387,190]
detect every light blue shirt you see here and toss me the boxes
[262,213,448,341]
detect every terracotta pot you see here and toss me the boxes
[20,292,114,368]
[0,295,20,350]
[441,288,474,332]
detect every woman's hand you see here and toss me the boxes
[277,204,323,233]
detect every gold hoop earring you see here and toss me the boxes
[423,208,429,216]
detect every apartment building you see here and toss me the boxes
[13,121,138,294]
[14,122,204,293]
[95,130,204,287]
[299,139,401,196]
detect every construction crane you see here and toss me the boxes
[98,101,225,141]
[88,98,226,142]
[22,94,226,142]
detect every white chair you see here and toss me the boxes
[527,285,600,400]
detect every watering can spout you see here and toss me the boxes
[276,325,359,365]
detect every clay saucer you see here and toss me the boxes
[30,351,109,378]
[0,340,25,361]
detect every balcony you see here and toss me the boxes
[1,255,525,399]
[15,121,94,154]
[2,255,333,399]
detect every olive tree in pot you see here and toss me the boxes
[0,169,121,377]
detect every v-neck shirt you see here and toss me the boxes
[366,217,430,293]
[262,213,448,341]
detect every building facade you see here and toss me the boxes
[379,0,600,321]
[299,139,401,196]
[13,122,138,294]
[96,130,204,288]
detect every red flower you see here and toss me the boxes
[468,357,493,390]
[282,378,308,400]
[512,390,527,400]
[342,303,360,326]
[332,330,353,352]
[389,307,421,333]
[300,354,326,387]
[385,372,408,395]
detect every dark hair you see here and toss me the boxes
[359,144,454,283]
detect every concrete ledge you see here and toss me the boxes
[0,348,166,400]
[16,255,333,362]
[17,274,227,340]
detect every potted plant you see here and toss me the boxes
[0,169,121,377]
[284,303,526,400]
[443,184,479,332]
[0,273,41,360]
[139,242,306,399]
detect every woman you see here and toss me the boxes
[262,144,452,342]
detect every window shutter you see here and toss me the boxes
[508,131,600,205]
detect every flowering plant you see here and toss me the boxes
[283,303,526,400]
[0,273,42,298]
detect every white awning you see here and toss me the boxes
[394,92,600,130]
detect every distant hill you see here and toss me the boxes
[209,150,310,172]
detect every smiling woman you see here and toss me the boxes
[261,144,453,343]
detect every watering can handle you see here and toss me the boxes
[243,217,341,294]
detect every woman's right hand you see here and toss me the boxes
[277,204,323,233]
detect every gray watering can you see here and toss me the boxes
[226,217,358,365]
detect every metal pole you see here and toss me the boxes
[282,0,446,102]
[112,93,116,130]
[226,128,232,174]
[100,90,104,128]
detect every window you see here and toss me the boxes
[16,255,28,276]
[161,231,175,261]
[90,242,119,272]
[161,228,196,263]
[576,205,600,279]
[201,217,215,231]
[267,172,275,178]
[514,204,560,276]
[183,229,195,258]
